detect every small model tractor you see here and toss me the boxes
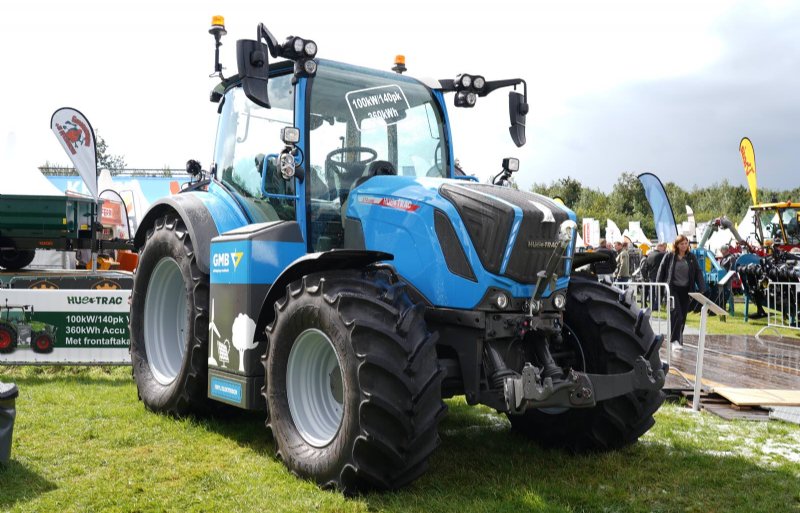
[0,301,56,354]
[129,17,666,493]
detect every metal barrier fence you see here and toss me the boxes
[758,282,800,338]
[612,281,673,364]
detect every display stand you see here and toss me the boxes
[688,292,728,412]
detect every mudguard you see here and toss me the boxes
[134,194,222,275]
[254,250,393,334]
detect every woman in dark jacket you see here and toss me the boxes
[656,235,706,349]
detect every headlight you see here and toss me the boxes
[292,37,305,54]
[456,73,472,89]
[466,92,477,106]
[495,293,509,310]
[473,76,485,90]
[553,293,566,310]
[304,40,317,57]
[303,59,317,74]
[279,152,296,179]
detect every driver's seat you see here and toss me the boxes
[341,160,397,225]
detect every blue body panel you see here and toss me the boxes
[346,176,575,308]
[200,182,251,234]
[210,238,307,285]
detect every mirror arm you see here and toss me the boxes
[257,23,282,58]
[479,78,526,98]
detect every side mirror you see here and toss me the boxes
[237,39,271,109]
[508,91,529,147]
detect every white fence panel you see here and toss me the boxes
[761,282,800,337]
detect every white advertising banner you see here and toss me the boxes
[0,289,131,364]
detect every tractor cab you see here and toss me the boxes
[212,59,450,251]
[206,18,527,253]
[751,202,800,251]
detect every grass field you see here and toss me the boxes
[1,366,799,513]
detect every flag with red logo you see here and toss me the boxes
[50,107,98,199]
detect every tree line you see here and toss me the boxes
[530,173,800,238]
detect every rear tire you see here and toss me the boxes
[130,215,212,416]
[0,249,36,271]
[508,275,665,451]
[0,323,17,354]
[31,331,54,354]
[265,268,445,493]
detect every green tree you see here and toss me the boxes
[95,131,127,172]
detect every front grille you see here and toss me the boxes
[439,184,514,275]
[440,183,569,284]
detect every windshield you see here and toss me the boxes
[760,208,800,245]
[306,60,447,250]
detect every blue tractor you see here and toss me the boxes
[129,18,666,492]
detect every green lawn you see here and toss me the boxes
[1,366,799,512]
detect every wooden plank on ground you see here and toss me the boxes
[713,387,800,406]
[703,403,770,421]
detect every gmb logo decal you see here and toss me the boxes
[212,251,244,272]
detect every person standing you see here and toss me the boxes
[641,242,667,309]
[657,235,706,350]
[592,239,617,282]
[642,243,667,282]
[614,241,630,283]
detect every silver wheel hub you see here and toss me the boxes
[286,328,344,447]
[144,257,187,386]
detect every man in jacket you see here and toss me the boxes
[614,241,630,282]
[592,239,617,282]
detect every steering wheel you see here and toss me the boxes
[325,147,378,178]
[426,141,444,177]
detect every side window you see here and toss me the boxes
[213,75,296,223]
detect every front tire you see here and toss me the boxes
[130,215,212,416]
[508,274,665,451]
[31,331,54,354]
[265,269,445,493]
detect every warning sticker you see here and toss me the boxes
[345,85,410,130]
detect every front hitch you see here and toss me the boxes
[504,354,667,413]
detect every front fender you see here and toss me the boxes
[255,250,393,335]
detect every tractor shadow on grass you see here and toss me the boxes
[0,460,57,509]
[357,401,800,513]
[202,408,276,458]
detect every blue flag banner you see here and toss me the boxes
[638,172,678,244]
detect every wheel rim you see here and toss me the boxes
[144,257,188,386]
[0,329,10,349]
[36,335,51,351]
[286,328,344,447]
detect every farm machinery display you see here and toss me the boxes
[0,301,56,354]
[0,192,133,271]
[734,202,800,319]
[129,17,666,492]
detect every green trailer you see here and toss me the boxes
[0,193,131,271]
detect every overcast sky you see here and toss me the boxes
[2,0,797,193]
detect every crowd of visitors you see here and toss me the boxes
[588,236,708,350]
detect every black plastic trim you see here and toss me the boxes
[434,209,476,281]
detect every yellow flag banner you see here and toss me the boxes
[739,137,758,205]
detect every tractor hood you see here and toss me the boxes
[344,176,576,309]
